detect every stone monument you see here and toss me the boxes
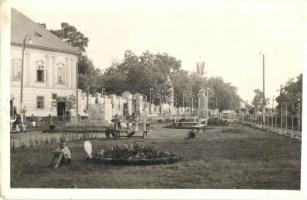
[196,61,209,124]
[164,75,175,115]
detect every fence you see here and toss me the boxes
[238,114,302,141]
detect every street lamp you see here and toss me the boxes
[20,32,41,131]
[149,88,153,114]
[259,52,266,124]
[189,94,194,115]
[183,93,186,115]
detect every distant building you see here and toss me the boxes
[10,8,80,117]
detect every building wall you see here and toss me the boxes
[11,86,75,116]
[10,45,78,117]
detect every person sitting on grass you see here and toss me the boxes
[48,138,71,168]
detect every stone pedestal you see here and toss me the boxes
[87,102,112,125]
[134,93,143,116]
[122,91,133,116]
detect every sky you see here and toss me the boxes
[11,0,304,105]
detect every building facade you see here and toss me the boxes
[10,8,80,117]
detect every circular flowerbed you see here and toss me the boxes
[92,143,179,165]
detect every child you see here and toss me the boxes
[48,138,71,168]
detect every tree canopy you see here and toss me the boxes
[48,22,242,111]
[101,50,181,98]
[50,23,89,53]
[207,77,242,111]
[275,74,302,115]
[101,51,242,111]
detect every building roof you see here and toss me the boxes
[11,8,80,55]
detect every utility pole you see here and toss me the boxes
[262,53,266,125]
[20,33,41,131]
[182,93,185,115]
[149,88,153,114]
[271,96,275,128]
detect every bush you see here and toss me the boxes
[49,124,56,130]
[207,117,228,126]
[187,131,196,138]
[92,142,179,165]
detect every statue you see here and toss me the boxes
[164,75,174,107]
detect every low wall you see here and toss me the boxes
[11,132,106,149]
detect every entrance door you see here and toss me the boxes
[57,102,66,116]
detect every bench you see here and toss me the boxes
[172,121,198,128]
[107,122,150,139]
[191,124,207,133]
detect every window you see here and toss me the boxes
[37,96,44,109]
[57,63,65,84]
[12,59,21,81]
[36,61,45,82]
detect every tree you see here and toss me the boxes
[252,89,264,111]
[276,74,302,115]
[37,23,46,29]
[207,77,241,111]
[170,70,194,107]
[101,50,182,101]
[50,22,89,53]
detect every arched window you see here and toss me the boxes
[57,63,65,84]
[11,58,21,81]
[36,61,45,82]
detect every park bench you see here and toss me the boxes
[191,119,207,133]
[172,121,198,128]
[191,124,207,133]
[107,121,151,139]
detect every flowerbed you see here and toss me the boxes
[92,142,179,165]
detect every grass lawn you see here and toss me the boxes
[11,124,301,189]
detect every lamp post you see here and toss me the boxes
[182,93,186,115]
[190,94,194,115]
[20,33,41,131]
[214,96,219,116]
[260,52,266,124]
[149,88,153,114]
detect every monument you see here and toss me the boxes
[196,61,209,125]
[87,96,112,125]
[164,75,175,115]
[197,88,209,120]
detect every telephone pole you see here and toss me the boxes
[261,53,266,124]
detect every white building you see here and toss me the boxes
[10,8,80,117]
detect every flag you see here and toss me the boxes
[196,62,205,75]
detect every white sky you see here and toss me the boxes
[11,0,304,105]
